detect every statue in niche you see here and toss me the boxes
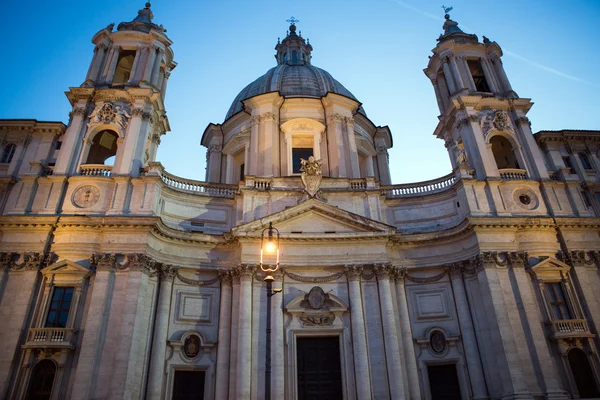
[300,156,323,200]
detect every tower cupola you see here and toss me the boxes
[275,18,313,66]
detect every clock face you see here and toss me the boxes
[72,185,101,208]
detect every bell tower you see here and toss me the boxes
[54,2,175,178]
[424,11,549,183]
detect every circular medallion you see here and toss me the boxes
[430,330,446,354]
[512,188,539,210]
[184,335,201,359]
[72,185,101,208]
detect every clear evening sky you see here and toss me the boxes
[1,1,598,183]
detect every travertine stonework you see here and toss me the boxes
[0,4,599,400]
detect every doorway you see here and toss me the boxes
[297,336,343,400]
[171,370,205,400]
[428,364,462,400]
[568,348,600,398]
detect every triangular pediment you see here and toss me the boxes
[233,198,396,237]
[41,260,91,276]
[530,257,571,273]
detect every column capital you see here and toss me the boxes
[218,269,233,286]
[374,263,394,280]
[235,263,256,279]
[344,264,363,281]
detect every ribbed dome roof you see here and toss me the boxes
[225,64,365,120]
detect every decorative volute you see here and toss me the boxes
[275,17,313,66]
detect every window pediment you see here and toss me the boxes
[281,118,325,135]
[41,260,92,281]
[530,257,571,281]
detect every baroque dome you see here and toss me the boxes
[226,22,365,120]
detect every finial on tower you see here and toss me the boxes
[286,16,300,26]
[145,2,151,8]
[441,5,453,19]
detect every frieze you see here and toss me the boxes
[251,112,277,125]
[69,107,87,118]
[218,270,233,285]
[284,270,344,283]
[175,271,219,286]
[405,270,447,284]
[299,314,335,326]
[329,113,353,124]
[564,250,597,267]
[11,252,55,271]
[90,253,117,271]
[508,251,529,268]
[374,263,394,279]
[88,102,131,131]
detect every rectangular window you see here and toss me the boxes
[467,59,491,92]
[45,287,74,328]
[546,283,572,320]
[239,163,245,181]
[292,148,313,174]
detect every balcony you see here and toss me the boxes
[381,172,456,198]
[22,328,76,350]
[80,164,112,177]
[548,319,595,340]
[499,168,527,180]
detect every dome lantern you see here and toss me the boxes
[275,17,312,66]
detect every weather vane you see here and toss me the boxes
[441,5,453,14]
[287,16,299,25]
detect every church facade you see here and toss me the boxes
[0,3,599,400]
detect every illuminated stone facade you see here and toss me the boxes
[0,4,599,400]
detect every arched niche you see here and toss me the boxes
[487,132,526,174]
[80,127,121,171]
[280,118,326,176]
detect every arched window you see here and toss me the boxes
[26,359,56,400]
[0,143,16,163]
[113,50,136,85]
[292,50,298,64]
[490,136,520,169]
[568,348,600,398]
[85,130,119,165]
[578,153,592,170]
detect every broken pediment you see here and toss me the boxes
[233,198,396,237]
[285,286,349,328]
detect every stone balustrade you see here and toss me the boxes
[157,166,238,197]
[24,327,76,349]
[80,164,113,177]
[349,179,367,190]
[381,172,456,198]
[499,168,527,180]
[549,319,590,339]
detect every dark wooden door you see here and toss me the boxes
[428,364,462,400]
[297,337,343,400]
[172,370,205,400]
[26,360,56,400]
[569,348,600,398]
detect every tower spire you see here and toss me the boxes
[275,17,312,66]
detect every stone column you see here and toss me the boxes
[215,271,233,400]
[459,57,477,92]
[147,265,178,400]
[207,143,223,183]
[447,263,488,400]
[160,70,171,97]
[236,264,254,399]
[272,270,285,399]
[105,46,121,84]
[127,46,143,85]
[442,60,457,94]
[248,116,260,176]
[375,265,405,398]
[150,48,164,86]
[449,56,465,90]
[228,271,241,398]
[393,268,421,400]
[53,106,87,175]
[86,44,107,83]
[345,117,361,178]
[479,59,498,93]
[111,107,145,176]
[143,47,158,83]
[344,265,372,399]
[491,57,513,93]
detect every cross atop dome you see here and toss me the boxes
[275,18,313,66]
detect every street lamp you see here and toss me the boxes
[259,222,281,400]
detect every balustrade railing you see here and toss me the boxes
[381,172,456,197]
[349,179,367,190]
[80,164,112,177]
[499,168,527,180]
[25,328,75,348]
[158,168,238,197]
[253,178,272,190]
[549,319,589,336]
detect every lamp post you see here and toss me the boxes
[259,222,281,400]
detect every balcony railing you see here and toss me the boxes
[157,167,238,198]
[23,328,76,350]
[80,164,112,177]
[381,172,456,198]
[548,319,592,340]
[499,168,527,180]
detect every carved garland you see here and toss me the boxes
[284,270,345,283]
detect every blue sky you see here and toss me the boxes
[1,0,599,183]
